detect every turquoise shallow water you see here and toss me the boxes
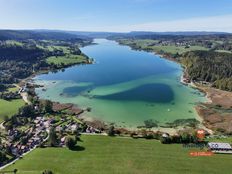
[34,39,206,128]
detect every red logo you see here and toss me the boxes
[189,151,213,157]
[196,129,205,141]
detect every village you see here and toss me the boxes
[0,82,102,169]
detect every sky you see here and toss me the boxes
[0,0,232,32]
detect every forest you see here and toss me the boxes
[181,51,232,91]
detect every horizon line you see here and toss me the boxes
[0,29,231,34]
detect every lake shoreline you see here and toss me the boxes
[159,54,232,134]
[30,39,223,135]
[118,40,232,134]
[153,51,231,134]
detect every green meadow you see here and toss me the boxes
[0,99,25,122]
[120,39,209,54]
[46,55,87,66]
[4,135,232,174]
[150,45,208,54]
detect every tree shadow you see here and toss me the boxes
[70,145,85,151]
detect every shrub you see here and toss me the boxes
[42,170,53,174]
[65,136,77,149]
[107,126,115,136]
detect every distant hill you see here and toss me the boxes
[128,31,229,36]
[107,31,232,40]
[0,30,91,41]
[0,30,230,40]
[58,30,230,38]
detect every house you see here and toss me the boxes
[208,142,232,154]
[60,137,66,146]
[162,133,170,138]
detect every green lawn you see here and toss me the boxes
[3,135,232,174]
[46,55,87,66]
[0,99,24,122]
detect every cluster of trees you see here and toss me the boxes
[48,127,58,147]
[107,125,115,136]
[0,59,49,84]
[0,151,8,166]
[48,126,78,149]
[181,50,232,91]
[19,100,53,118]
[65,136,77,149]
[214,78,232,91]
[160,132,201,144]
[0,84,6,91]
[212,42,232,52]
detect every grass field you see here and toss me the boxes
[0,99,24,122]
[120,39,209,55]
[3,135,232,174]
[6,86,19,93]
[46,55,87,66]
[206,136,232,143]
[150,45,208,54]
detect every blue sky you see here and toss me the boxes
[1,0,232,32]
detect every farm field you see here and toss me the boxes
[4,135,232,174]
[150,45,208,54]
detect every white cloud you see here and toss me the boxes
[99,14,232,32]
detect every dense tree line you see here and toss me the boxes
[0,30,90,41]
[0,44,46,61]
[181,51,232,91]
[0,60,49,84]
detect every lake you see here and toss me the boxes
[34,39,206,128]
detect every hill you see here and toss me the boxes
[0,30,91,41]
